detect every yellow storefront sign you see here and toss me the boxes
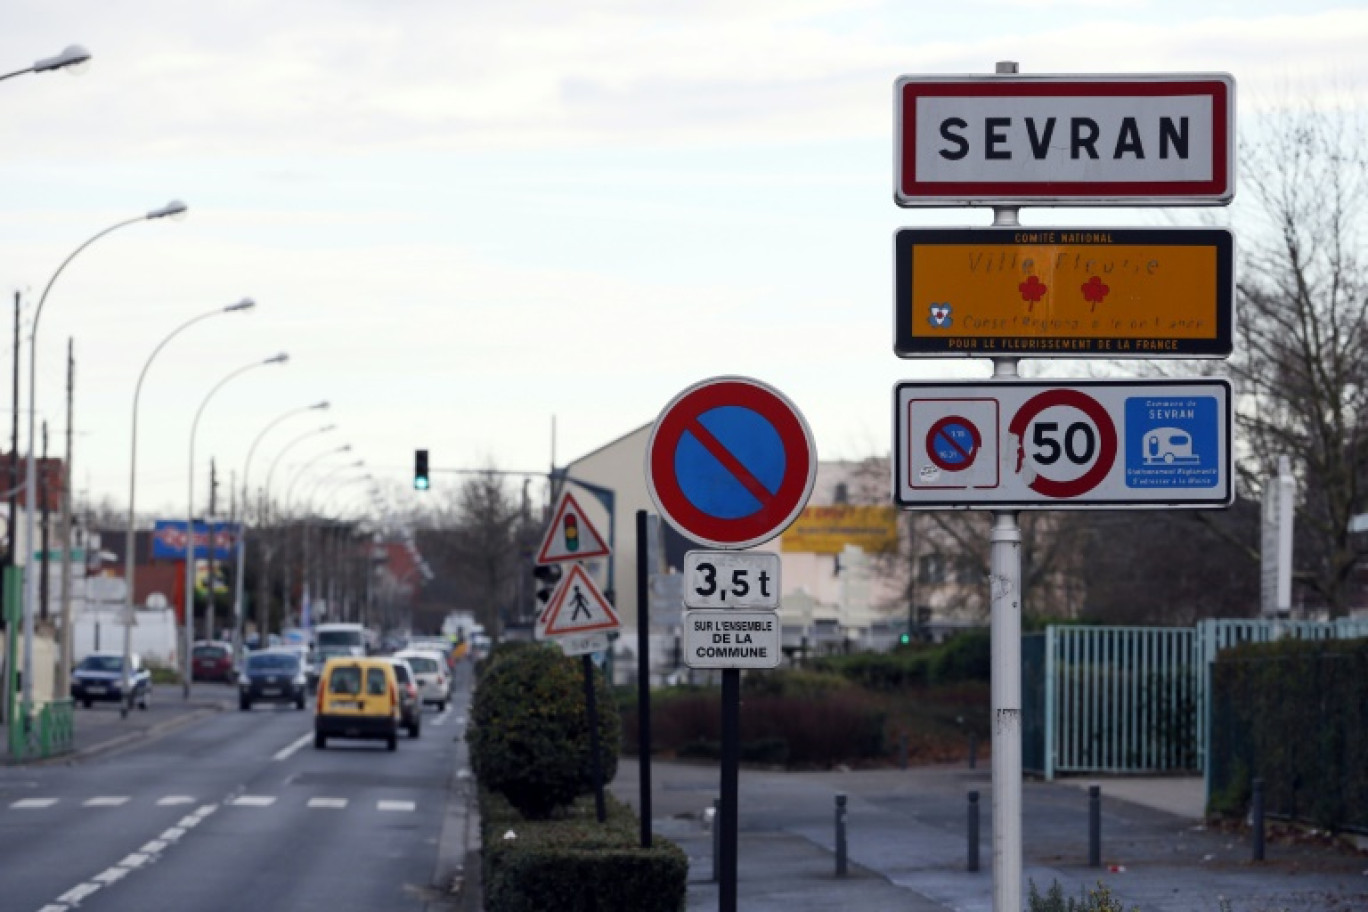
[894,227,1232,358]
[780,505,898,555]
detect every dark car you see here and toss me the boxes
[71,652,152,710]
[192,640,234,683]
[238,649,307,711]
[386,657,421,738]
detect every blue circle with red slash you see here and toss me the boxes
[926,416,981,472]
[647,377,817,550]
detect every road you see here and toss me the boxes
[0,680,473,912]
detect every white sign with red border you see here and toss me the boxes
[539,563,621,637]
[894,73,1235,207]
[535,491,611,564]
[894,379,1232,509]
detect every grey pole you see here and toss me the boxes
[835,793,848,877]
[1252,778,1265,862]
[1088,785,1101,867]
[968,790,980,872]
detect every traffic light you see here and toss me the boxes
[899,631,912,646]
[563,512,579,553]
[414,449,430,491]
[533,563,563,608]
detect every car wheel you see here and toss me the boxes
[239,698,251,712]
[139,690,150,711]
[82,699,91,709]
[409,722,420,739]
[314,732,326,750]
[295,697,306,711]
[386,732,398,751]
[438,701,446,712]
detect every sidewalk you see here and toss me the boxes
[610,759,1368,912]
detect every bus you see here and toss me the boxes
[313,623,370,658]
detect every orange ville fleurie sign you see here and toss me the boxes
[894,227,1232,358]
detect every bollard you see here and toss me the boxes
[968,732,978,770]
[1088,785,1101,868]
[712,798,721,882]
[899,732,909,771]
[835,794,848,877]
[967,790,980,872]
[1252,778,1265,862]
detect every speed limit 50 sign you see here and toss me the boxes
[893,379,1231,509]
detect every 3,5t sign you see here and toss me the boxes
[682,551,781,610]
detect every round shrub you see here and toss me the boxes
[467,642,620,819]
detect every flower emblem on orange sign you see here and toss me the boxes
[1081,276,1111,311]
[1018,275,1048,311]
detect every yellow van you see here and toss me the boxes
[314,657,401,751]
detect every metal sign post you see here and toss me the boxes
[647,376,815,912]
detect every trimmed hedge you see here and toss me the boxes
[812,630,991,690]
[468,641,620,818]
[480,788,688,912]
[1208,637,1368,831]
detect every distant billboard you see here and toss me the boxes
[152,520,241,561]
[780,505,898,555]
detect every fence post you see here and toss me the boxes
[835,794,848,877]
[968,732,978,769]
[1251,778,1265,862]
[968,790,980,872]
[1088,785,1101,868]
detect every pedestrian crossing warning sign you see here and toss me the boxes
[535,491,611,564]
[542,564,621,637]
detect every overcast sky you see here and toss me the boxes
[0,1,1364,521]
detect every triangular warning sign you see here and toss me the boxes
[541,564,621,637]
[535,491,611,564]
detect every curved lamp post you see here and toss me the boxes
[119,298,255,715]
[231,401,329,665]
[0,44,91,82]
[21,200,187,717]
[181,353,288,697]
[280,445,353,517]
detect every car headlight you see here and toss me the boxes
[238,675,250,687]
[293,674,306,687]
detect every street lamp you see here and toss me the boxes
[231,401,330,665]
[117,299,255,715]
[181,353,288,698]
[299,459,365,516]
[262,425,337,516]
[21,200,188,719]
[0,45,91,82]
[281,445,353,516]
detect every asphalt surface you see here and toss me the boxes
[611,759,1368,912]
[0,678,476,912]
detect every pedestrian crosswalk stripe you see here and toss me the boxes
[85,796,130,807]
[308,797,348,809]
[12,798,58,808]
[230,795,277,807]
[377,800,416,812]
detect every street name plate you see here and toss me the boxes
[683,610,782,670]
[556,632,610,657]
[682,551,781,610]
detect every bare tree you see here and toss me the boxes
[1230,103,1368,616]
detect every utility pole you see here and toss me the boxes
[39,421,49,622]
[205,459,217,642]
[58,339,74,696]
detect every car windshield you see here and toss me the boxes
[317,630,363,648]
[246,653,299,672]
[405,656,440,674]
[79,655,122,672]
[194,646,226,659]
[391,663,412,683]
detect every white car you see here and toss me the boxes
[394,649,450,710]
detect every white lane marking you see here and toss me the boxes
[84,796,130,807]
[229,795,277,807]
[160,826,186,840]
[272,732,313,762]
[430,708,451,726]
[119,853,149,869]
[94,868,129,885]
[37,904,67,912]
[192,804,218,820]
[157,795,195,806]
[11,798,58,809]
[377,800,416,812]
[308,797,348,809]
[140,839,167,854]
[57,883,101,904]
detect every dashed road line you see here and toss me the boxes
[377,800,416,812]
[229,795,277,807]
[157,795,195,806]
[272,732,313,762]
[308,797,348,809]
[84,796,130,807]
[12,798,58,809]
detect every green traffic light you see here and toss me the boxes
[414,477,429,491]
[899,633,911,645]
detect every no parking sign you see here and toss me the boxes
[646,377,817,550]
